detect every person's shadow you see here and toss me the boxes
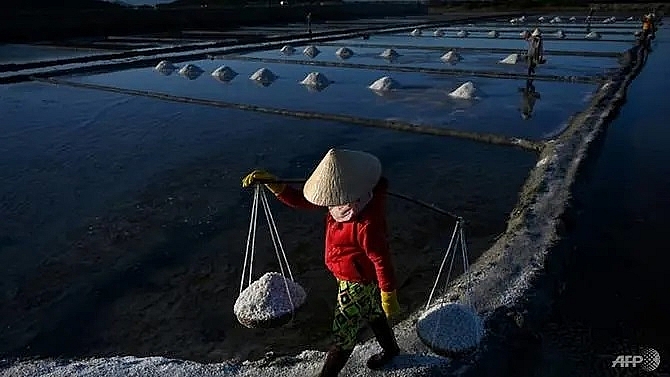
[519,79,541,120]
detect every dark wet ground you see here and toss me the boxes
[0,80,537,362]
[520,28,670,377]
[0,44,113,64]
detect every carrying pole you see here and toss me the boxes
[254,178,461,221]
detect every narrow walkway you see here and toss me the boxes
[525,29,670,376]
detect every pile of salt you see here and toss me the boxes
[585,31,601,40]
[410,28,422,37]
[554,29,566,39]
[569,16,577,22]
[211,66,238,82]
[280,45,295,55]
[303,45,320,59]
[249,68,277,86]
[538,16,546,22]
[379,48,400,59]
[335,47,354,59]
[456,30,469,38]
[299,72,331,91]
[155,60,175,74]
[448,81,476,99]
[488,30,500,38]
[499,53,519,64]
[550,16,562,23]
[234,272,307,328]
[369,76,399,91]
[433,29,445,37]
[178,64,203,80]
[416,302,484,356]
[440,50,461,64]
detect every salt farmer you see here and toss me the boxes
[242,149,401,377]
[526,28,544,76]
[307,12,312,36]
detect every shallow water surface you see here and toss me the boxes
[68,59,597,140]
[0,44,112,64]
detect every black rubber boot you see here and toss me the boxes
[318,346,353,377]
[366,316,400,370]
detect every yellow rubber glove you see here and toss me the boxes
[241,170,286,195]
[380,290,400,318]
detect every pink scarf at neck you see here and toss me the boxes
[328,192,373,222]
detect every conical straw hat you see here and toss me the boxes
[532,28,541,36]
[303,149,382,206]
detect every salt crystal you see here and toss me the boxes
[410,28,422,37]
[440,50,461,63]
[303,45,320,58]
[380,48,400,59]
[456,30,469,38]
[520,30,530,39]
[448,81,476,99]
[335,47,354,59]
[280,45,295,55]
[416,302,484,356]
[234,272,306,328]
[178,64,203,79]
[488,30,499,38]
[249,68,277,86]
[433,28,445,37]
[211,65,238,82]
[585,31,601,40]
[554,29,566,39]
[499,53,519,64]
[299,71,331,90]
[369,76,399,91]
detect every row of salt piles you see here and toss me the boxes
[155,61,239,81]
[280,45,354,59]
[368,76,476,100]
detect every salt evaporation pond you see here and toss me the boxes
[68,59,597,140]
[0,80,536,362]
[336,35,634,53]
[0,44,112,65]
[240,45,620,77]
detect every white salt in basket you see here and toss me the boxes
[416,302,484,357]
[234,272,307,328]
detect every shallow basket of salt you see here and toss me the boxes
[440,50,461,63]
[456,30,469,38]
[369,76,399,92]
[488,30,499,38]
[249,68,277,86]
[416,302,484,358]
[499,53,519,65]
[280,45,295,55]
[303,45,320,58]
[335,47,354,59]
[380,48,400,59]
[211,66,238,82]
[234,272,307,329]
[300,72,331,91]
[433,29,445,37]
[410,28,422,37]
[585,31,601,40]
[448,81,476,99]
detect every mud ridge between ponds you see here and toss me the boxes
[222,55,606,84]
[30,76,544,153]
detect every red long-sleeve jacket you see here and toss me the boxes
[276,177,397,292]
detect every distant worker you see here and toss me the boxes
[526,28,544,76]
[307,12,312,36]
[641,14,654,48]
